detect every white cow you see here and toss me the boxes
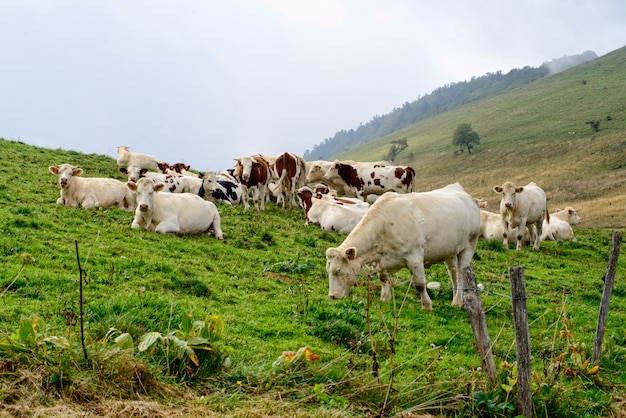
[541,207,582,242]
[323,160,416,201]
[297,187,369,233]
[479,209,531,245]
[49,164,135,211]
[493,181,549,250]
[325,183,480,309]
[127,178,223,237]
[119,165,193,193]
[116,146,161,171]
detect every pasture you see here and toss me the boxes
[1,139,626,417]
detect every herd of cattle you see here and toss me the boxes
[48,146,583,306]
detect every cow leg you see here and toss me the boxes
[408,259,433,311]
[444,256,464,308]
[533,220,542,250]
[210,215,224,240]
[380,275,391,301]
[155,219,180,234]
[501,220,510,249]
[516,217,527,251]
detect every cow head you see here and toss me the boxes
[127,178,165,213]
[326,246,361,299]
[493,182,524,209]
[202,170,218,192]
[49,164,83,188]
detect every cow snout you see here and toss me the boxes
[60,178,68,187]
[505,202,512,208]
[139,204,149,212]
[329,294,339,300]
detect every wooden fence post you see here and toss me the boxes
[462,266,497,388]
[509,266,532,418]
[592,230,622,363]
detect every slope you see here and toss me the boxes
[334,46,626,227]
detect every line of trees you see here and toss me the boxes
[304,51,597,161]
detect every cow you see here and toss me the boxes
[272,152,307,209]
[49,164,135,211]
[297,187,369,233]
[127,178,223,238]
[119,164,193,193]
[116,146,161,171]
[479,209,531,245]
[305,160,352,196]
[199,170,246,207]
[493,181,549,250]
[325,183,480,309]
[541,207,582,242]
[322,161,416,201]
[232,155,271,211]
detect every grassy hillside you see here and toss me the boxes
[335,46,626,228]
[1,139,626,417]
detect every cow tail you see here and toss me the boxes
[545,207,550,224]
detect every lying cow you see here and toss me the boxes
[493,181,549,250]
[116,146,161,171]
[541,207,582,242]
[326,184,480,309]
[49,164,135,211]
[199,170,245,207]
[479,209,531,245]
[127,178,223,237]
[297,187,369,233]
[323,160,416,201]
[120,164,196,193]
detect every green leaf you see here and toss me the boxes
[138,332,162,352]
[181,313,194,336]
[114,333,134,350]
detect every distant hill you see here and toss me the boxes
[304,50,598,161]
[329,46,626,227]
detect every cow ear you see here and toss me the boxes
[127,181,137,191]
[140,168,149,175]
[154,183,166,192]
[493,186,503,193]
[516,187,524,193]
[49,166,60,175]
[345,247,357,260]
[120,167,128,174]
[73,167,84,176]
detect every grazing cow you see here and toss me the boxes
[199,170,246,207]
[233,155,271,211]
[49,164,135,211]
[326,184,480,309]
[273,152,306,209]
[116,146,161,171]
[322,161,416,201]
[493,181,549,250]
[127,178,223,238]
[541,207,582,242]
[119,165,192,193]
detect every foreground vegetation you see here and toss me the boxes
[0,139,625,417]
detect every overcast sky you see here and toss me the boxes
[1,1,624,172]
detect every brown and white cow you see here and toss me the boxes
[49,164,135,211]
[116,146,161,171]
[127,178,223,237]
[541,207,582,242]
[119,165,190,193]
[326,183,480,309]
[493,181,549,250]
[322,161,416,201]
[273,152,306,209]
[233,155,272,211]
[305,160,352,196]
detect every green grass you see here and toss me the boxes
[1,139,625,416]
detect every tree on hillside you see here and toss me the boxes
[452,123,480,154]
[385,138,408,162]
